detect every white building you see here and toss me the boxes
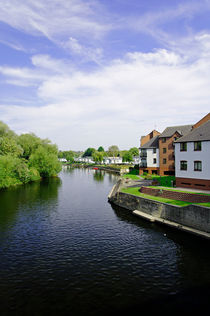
[74,157,94,163]
[139,135,159,175]
[103,157,123,164]
[174,120,210,190]
[132,156,140,165]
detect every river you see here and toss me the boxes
[0,167,210,315]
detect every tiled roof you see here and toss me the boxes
[174,120,210,143]
[140,135,159,149]
[159,124,193,138]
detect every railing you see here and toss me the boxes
[139,163,147,168]
[140,152,147,157]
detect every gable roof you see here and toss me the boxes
[140,135,159,149]
[174,120,210,143]
[159,124,193,138]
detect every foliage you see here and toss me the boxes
[29,146,62,178]
[108,145,119,157]
[129,147,139,156]
[97,146,104,152]
[0,121,61,189]
[92,151,104,163]
[122,151,133,162]
[83,147,96,157]
[0,136,23,157]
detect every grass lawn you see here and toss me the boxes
[122,174,141,180]
[121,187,210,207]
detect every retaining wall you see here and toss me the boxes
[109,191,210,235]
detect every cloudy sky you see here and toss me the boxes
[0,0,210,150]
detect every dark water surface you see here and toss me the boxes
[0,168,210,315]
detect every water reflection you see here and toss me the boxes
[93,170,105,182]
[0,177,61,231]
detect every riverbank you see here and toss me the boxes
[108,178,210,239]
[64,163,131,174]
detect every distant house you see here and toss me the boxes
[58,158,67,162]
[139,135,159,175]
[74,157,94,163]
[132,156,140,165]
[174,115,210,190]
[103,157,123,164]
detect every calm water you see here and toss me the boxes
[0,167,210,315]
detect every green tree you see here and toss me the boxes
[92,151,104,163]
[0,121,16,138]
[97,146,104,152]
[29,146,62,177]
[122,151,133,162]
[129,147,139,156]
[0,136,23,157]
[18,133,42,159]
[108,145,119,157]
[83,148,96,157]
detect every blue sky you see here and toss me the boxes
[0,0,210,150]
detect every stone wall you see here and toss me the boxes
[109,192,210,233]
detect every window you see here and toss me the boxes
[180,160,187,170]
[163,148,167,153]
[194,141,201,151]
[163,158,167,164]
[194,161,202,171]
[153,158,156,164]
[153,148,156,154]
[180,142,187,151]
[162,138,166,143]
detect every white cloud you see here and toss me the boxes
[0,42,210,150]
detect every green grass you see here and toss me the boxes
[120,187,210,207]
[122,174,140,180]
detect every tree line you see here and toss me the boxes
[59,145,139,163]
[0,121,61,189]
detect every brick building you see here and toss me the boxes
[158,125,193,176]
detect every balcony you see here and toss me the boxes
[140,152,147,158]
[140,163,147,168]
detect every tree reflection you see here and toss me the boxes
[93,171,105,182]
[0,177,61,231]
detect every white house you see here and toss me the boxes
[139,135,159,175]
[174,120,210,190]
[132,156,140,165]
[103,157,123,164]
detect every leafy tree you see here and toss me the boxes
[0,121,16,138]
[29,146,62,178]
[92,151,104,163]
[17,133,42,159]
[0,136,23,157]
[122,151,133,162]
[83,147,96,157]
[129,147,139,156]
[108,145,119,157]
[97,146,104,152]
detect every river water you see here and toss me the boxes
[0,167,210,315]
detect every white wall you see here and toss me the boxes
[147,148,159,168]
[175,141,210,180]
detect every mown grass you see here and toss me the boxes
[120,187,210,207]
[122,174,141,180]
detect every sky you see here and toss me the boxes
[0,0,210,151]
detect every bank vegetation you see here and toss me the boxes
[0,121,61,189]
